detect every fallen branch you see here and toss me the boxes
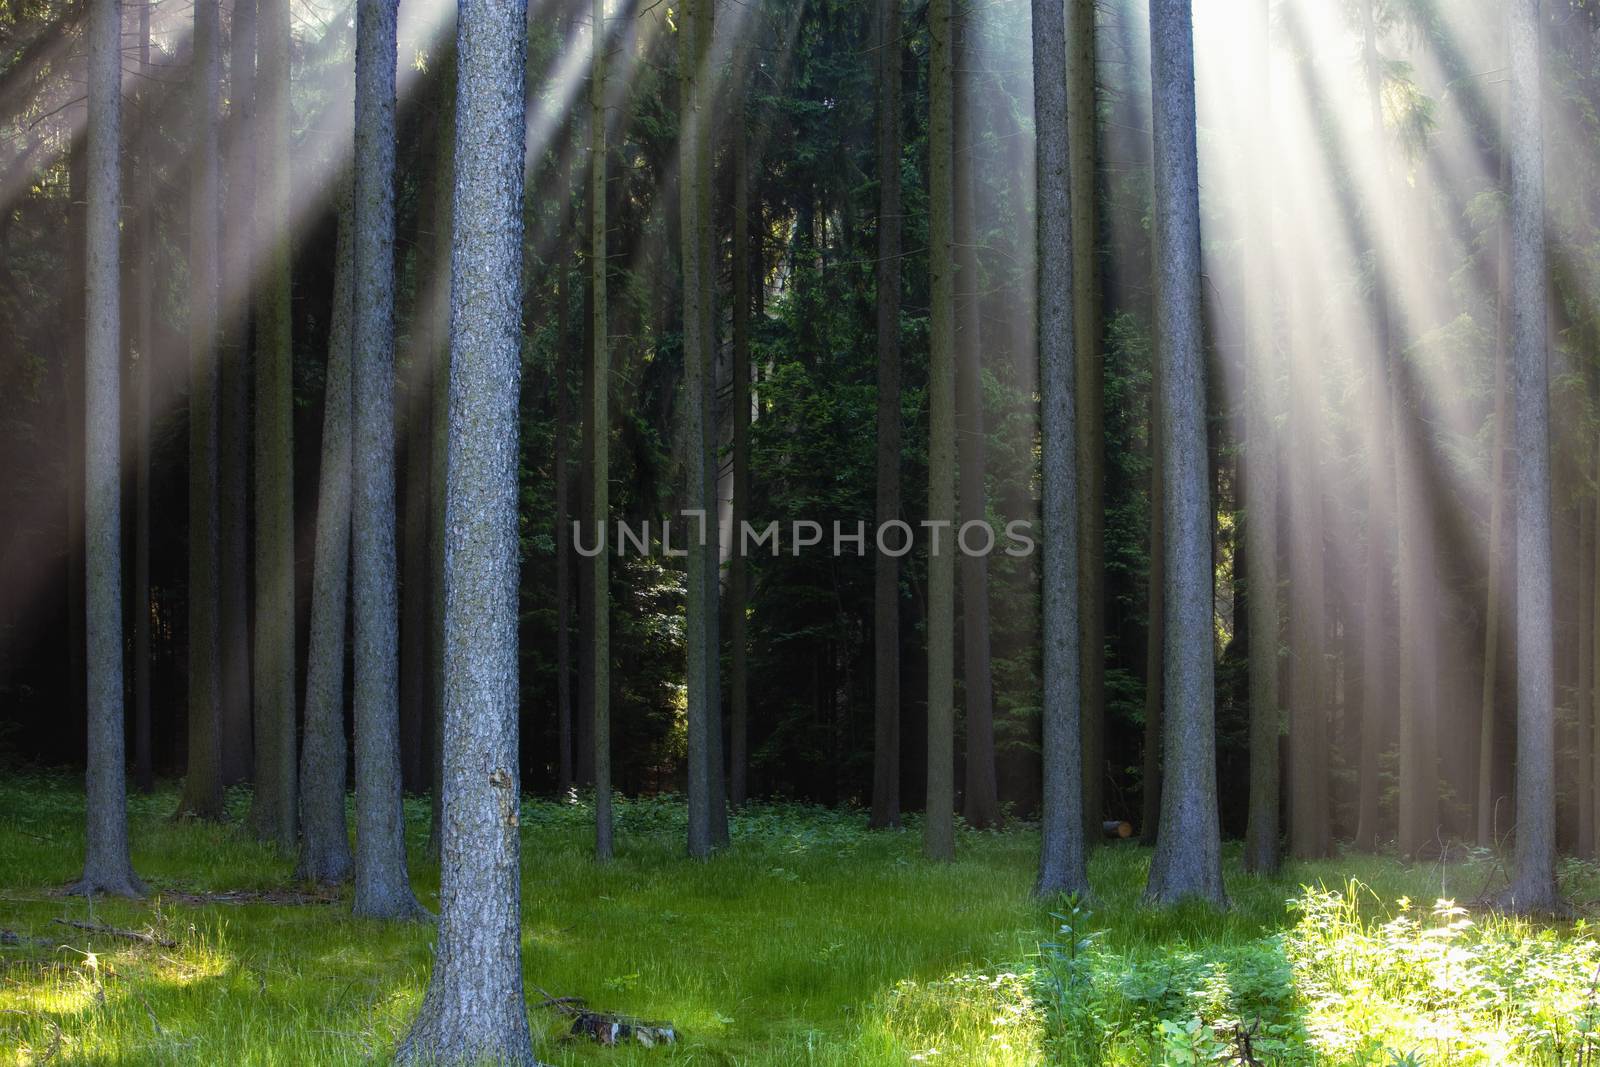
[51,919,175,948]
[532,986,678,1048]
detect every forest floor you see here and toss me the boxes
[4,774,1600,1066]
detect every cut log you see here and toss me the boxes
[1103,820,1134,839]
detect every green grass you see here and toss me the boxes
[3,774,1599,1065]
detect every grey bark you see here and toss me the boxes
[132,0,153,796]
[591,0,613,860]
[869,0,902,831]
[729,33,754,813]
[954,10,998,832]
[924,0,956,863]
[1239,0,1279,876]
[1139,408,1163,846]
[394,0,538,1059]
[555,209,573,798]
[1032,0,1086,898]
[352,0,424,920]
[1142,0,1224,908]
[682,0,714,860]
[73,0,142,898]
[219,0,254,787]
[250,0,297,851]
[297,174,355,887]
[1502,0,1560,913]
[1069,0,1104,842]
[176,0,226,824]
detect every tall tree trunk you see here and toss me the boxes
[395,1,534,1056]
[1581,498,1594,858]
[730,29,756,813]
[352,0,424,920]
[1353,0,1394,854]
[66,126,87,766]
[869,0,903,831]
[177,0,226,823]
[297,174,355,886]
[1240,0,1279,875]
[954,9,998,831]
[554,208,573,799]
[74,0,142,898]
[1068,0,1104,843]
[219,0,255,787]
[1032,0,1086,897]
[1502,0,1559,912]
[591,0,613,860]
[132,0,153,796]
[1477,152,1510,847]
[682,0,717,859]
[1287,289,1328,860]
[577,260,596,790]
[250,0,297,851]
[1142,0,1224,907]
[923,0,956,863]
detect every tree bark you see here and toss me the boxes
[1032,0,1086,897]
[250,0,297,851]
[1142,0,1224,908]
[1502,0,1559,913]
[297,174,355,887]
[923,0,956,862]
[954,8,998,832]
[554,199,573,800]
[352,0,425,920]
[591,0,613,860]
[869,0,903,831]
[1140,398,1163,846]
[177,0,226,824]
[219,0,255,788]
[73,0,143,898]
[395,2,537,1057]
[132,0,153,796]
[1068,0,1104,843]
[729,19,756,814]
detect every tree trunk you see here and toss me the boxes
[923,0,956,863]
[1502,0,1559,912]
[73,0,142,898]
[954,9,999,832]
[1142,0,1224,907]
[1032,0,1086,897]
[250,0,297,851]
[730,30,756,813]
[352,0,424,920]
[219,0,255,788]
[554,206,573,800]
[591,0,613,861]
[395,2,536,1057]
[1581,497,1594,858]
[297,173,355,887]
[682,0,717,860]
[1068,0,1104,844]
[177,0,226,824]
[870,0,903,831]
[132,0,153,796]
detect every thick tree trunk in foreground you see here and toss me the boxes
[395,0,537,1060]
[74,0,142,898]
[250,0,297,851]
[1501,0,1559,913]
[177,0,226,823]
[869,0,903,831]
[1240,0,1279,876]
[924,0,956,863]
[1032,0,1087,898]
[352,0,424,920]
[298,176,355,886]
[954,10,999,831]
[219,0,255,787]
[1068,0,1104,842]
[1143,0,1224,908]
[591,0,613,860]
[132,0,153,796]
